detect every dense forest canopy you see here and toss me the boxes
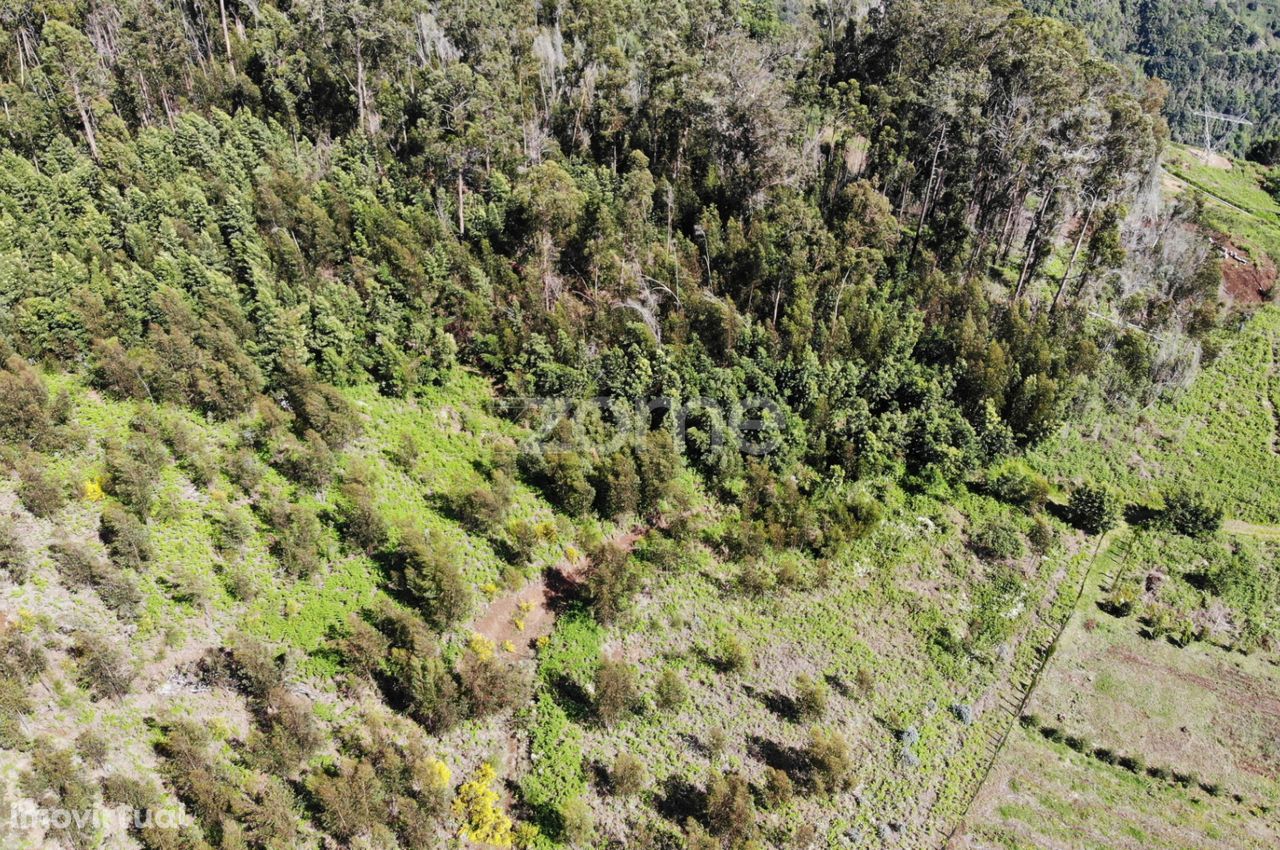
[0,0,1185,496]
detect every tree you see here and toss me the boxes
[1067,483,1120,535]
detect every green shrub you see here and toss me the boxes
[16,455,68,518]
[986,460,1050,511]
[1159,488,1223,538]
[610,752,648,796]
[706,771,755,842]
[805,726,853,794]
[595,659,640,725]
[794,674,828,721]
[763,766,794,808]
[969,516,1025,561]
[0,355,52,447]
[713,631,752,673]
[586,542,643,625]
[0,516,30,582]
[655,667,688,711]
[458,649,533,717]
[395,530,472,629]
[71,634,135,700]
[99,502,152,568]
[337,479,389,554]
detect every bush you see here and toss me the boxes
[986,461,1050,511]
[16,455,68,518]
[0,354,52,447]
[713,631,752,673]
[611,752,648,796]
[457,476,513,534]
[99,502,152,568]
[1067,483,1119,535]
[969,516,1025,561]
[71,634,135,700]
[1159,488,1223,538]
[105,438,162,519]
[595,659,639,725]
[337,479,389,554]
[655,667,688,710]
[586,543,643,625]
[0,516,30,582]
[762,767,794,808]
[262,497,326,578]
[794,674,828,721]
[805,726,853,794]
[706,771,755,842]
[395,530,472,629]
[1028,515,1055,554]
[459,649,533,717]
[275,429,337,488]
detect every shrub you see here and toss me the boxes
[560,796,594,847]
[19,744,97,850]
[262,498,326,578]
[101,774,160,810]
[655,667,688,711]
[76,729,109,767]
[337,479,389,554]
[275,429,337,488]
[71,634,135,700]
[17,455,68,518]
[794,674,829,721]
[395,530,472,629]
[594,450,640,519]
[1028,515,1055,554]
[0,516,30,582]
[1067,483,1119,535]
[334,614,390,681]
[1159,488,1223,538]
[0,355,51,447]
[713,631,752,673]
[854,666,875,699]
[805,726,853,794]
[586,542,642,625]
[595,659,639,725]
[459,651,533,717]
[763,767,794,808]
[458,478,512,533]
[706,771,755,842]
[611,752,648,796]
[99,502,152,568]
[969,517,1024,561]
[105,438,161,519]
[986,461,1050,511]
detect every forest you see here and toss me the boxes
[0,1,1275,849]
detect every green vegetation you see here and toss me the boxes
[0,2,1275,850]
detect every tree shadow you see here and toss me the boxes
[654,774,706,826]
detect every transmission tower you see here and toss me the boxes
[1191,106,1253,155]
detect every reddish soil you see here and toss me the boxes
[472,526,646,658]
[1215,236,1277,304]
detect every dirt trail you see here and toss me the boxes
[471,525,646,658]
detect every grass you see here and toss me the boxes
[1163,144,1280,264]
[1030,306,1280,524]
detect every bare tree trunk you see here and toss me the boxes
[69,77,99,159]
[1052,198,1096,313]
[218,0,234,61]
[457,171,465,236]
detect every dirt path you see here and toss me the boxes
[471,526,647,657]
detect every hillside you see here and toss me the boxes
[0,2,1277,850]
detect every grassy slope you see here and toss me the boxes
[1163,144,1280,264]
[1029,305,1280,524]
